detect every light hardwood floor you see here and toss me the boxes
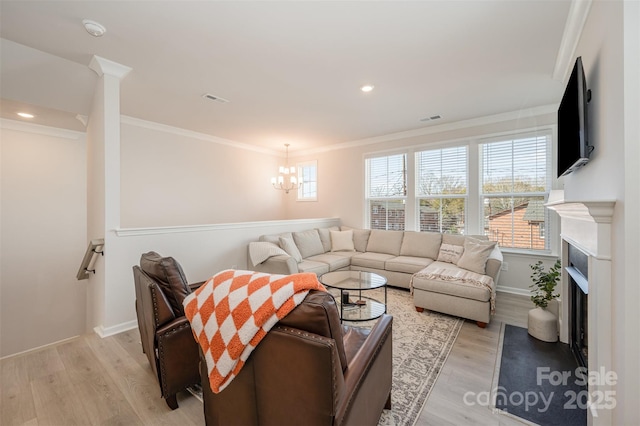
[1,291,535,426]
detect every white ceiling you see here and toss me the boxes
[0,1,572,152]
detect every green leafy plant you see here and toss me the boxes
[529,259,561,308]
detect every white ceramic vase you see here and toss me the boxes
[527,304,558,342]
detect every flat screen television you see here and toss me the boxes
[557,56,593,177]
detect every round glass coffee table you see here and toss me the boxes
[319,270,387,322]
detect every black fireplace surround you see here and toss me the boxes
[567,243,588,369]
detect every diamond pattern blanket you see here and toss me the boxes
[183,269,326,393]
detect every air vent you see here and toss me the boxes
[420,115,442,122]
[202,93,230,104]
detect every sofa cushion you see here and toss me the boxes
[293,229,325,258]
[316,226,339,252]
[297,259,330,275]
[400,231,442,259]
[140,251,191,316]
[385,256,434,274]
[351,252,396,269]
[341,226,371,252]
[456,238,497,274]
[436,243,464,264]
[412,261,493,302]
[366,230,404,256]
[279,237,302,262]
[331,230,355,252]
[306,253,351,271]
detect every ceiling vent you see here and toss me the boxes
[420,115,442,122]
[202,93,230,104]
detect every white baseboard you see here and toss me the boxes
[496,285,530,297]
[94,320,138,338]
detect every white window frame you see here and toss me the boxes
[479,131,552,252]
[297,160,317,201]
[365,153,408,230]
[415,145,469,234]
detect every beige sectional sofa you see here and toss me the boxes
[249,226,502,326]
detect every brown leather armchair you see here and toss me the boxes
[133,251,203,409]
[200,290,393,425]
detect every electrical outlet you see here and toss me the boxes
[231,264,237,269]
[501,262,509,271]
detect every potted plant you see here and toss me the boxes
[527,259,561,342]
[529,259,561,309]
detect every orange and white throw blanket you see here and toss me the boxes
[183,269,326,393]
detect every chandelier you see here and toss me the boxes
[271,144,301,194]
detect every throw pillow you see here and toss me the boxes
[457,238,497,275]
[436,243,465,264]
[317,226,340,252]
[330,230,355,252]
[279,237,303,263]
[293,229,325,258]
[341,226,371,252]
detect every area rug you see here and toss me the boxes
[493,324,586,426]
[188,287,463,426]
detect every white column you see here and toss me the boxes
[86,56,131,335]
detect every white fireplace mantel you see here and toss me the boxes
[544,189,616,425]
[546,189,616,224]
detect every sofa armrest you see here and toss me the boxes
[485,245,503,285]
[252,254,299,275]
[156,316,201,397]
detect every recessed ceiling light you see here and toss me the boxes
[17,112,35,119]
[82,19,106,37]
[361,85,375,93]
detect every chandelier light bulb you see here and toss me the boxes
[271,143,302,194]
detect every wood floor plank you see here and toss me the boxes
[57,336,142,425]
[30,369,92,425]
[1,356,37,426]
[85,330,199,426]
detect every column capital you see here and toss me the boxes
[89,55,132,79]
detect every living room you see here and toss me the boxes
[1,1,638,425]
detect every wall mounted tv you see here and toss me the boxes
[557,56,593,177]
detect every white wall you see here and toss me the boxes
[120,117,286,227]
[0,121,87,357]
[563,1,639,423]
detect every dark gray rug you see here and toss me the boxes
[496,324,586,425]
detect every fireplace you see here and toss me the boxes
[567,243,588,368]
[545,191,615,425]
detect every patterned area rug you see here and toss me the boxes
[371,287,463,426]
[189,287,463,426]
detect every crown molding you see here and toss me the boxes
[0,118,84,140]
[295,104,557,156]
[552,0,593,82]
[120,115,278,155]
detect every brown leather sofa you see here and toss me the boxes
[200,290,393,425]
[133,251,203,409]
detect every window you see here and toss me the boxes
[416,146,467,234]
[366,154,407,230]
[297,161,317,201]
[480,133,551,250]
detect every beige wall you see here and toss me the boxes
[120,118,286,228]
[0,122,87,357]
